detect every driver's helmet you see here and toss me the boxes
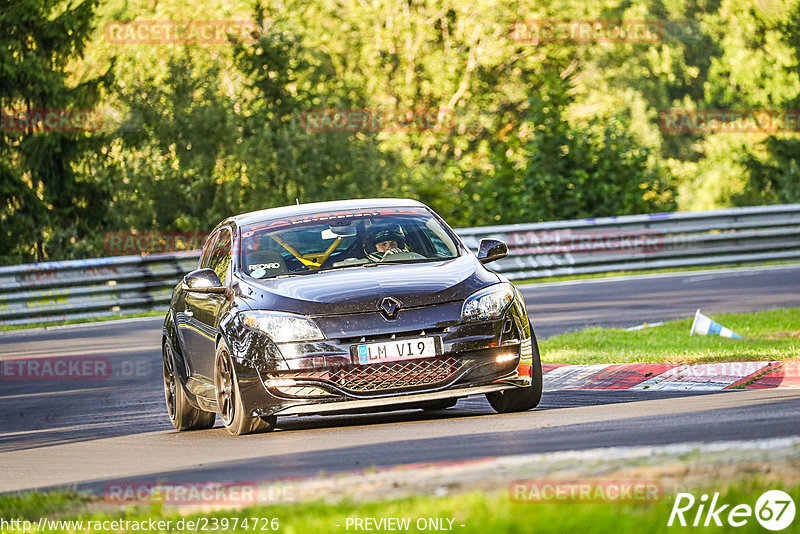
[364,223,406,261]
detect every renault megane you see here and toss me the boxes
[162,199,542,435]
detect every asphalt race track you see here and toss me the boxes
[1,264,799,494]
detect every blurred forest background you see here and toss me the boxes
[2,0,799,264]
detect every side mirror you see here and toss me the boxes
[182,268,227,294]
[477,238,509,264]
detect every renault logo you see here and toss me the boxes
[379,297,402,319]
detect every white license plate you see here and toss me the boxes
[354,337,438,364]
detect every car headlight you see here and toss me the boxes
[240,311,325,343]
[461,282,516,321]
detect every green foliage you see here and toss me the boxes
[1,483,799,534]
[1,0,799,265]
[0,489,88,520]
[0,0,110,264]
[229,15,404,214]
[738,137,800,205]
[464,69,675,225]
[735,2,800,206]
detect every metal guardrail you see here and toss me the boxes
[1,204,799,326]
[0,252,200,326]
[458,203,800,280]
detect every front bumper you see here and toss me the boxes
[273,384,512,416]
[226,300,534,417]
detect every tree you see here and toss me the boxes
[229,9,404,213]
[737,1,800,206]
[0,0,111,264]
[464,69,675,225]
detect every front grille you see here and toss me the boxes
[272,356,461,393]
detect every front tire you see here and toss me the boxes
[163,342,216,431]
[214,340,276,435]
[486,329,543,413]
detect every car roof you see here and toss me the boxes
[227,198,428,227]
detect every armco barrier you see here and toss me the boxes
[458,203,800,280]
[1,204,799,326]
[0,252,200,326]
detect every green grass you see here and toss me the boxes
[515,260,798,285]
[0,479,796,533]
[0,490,91,521]
[540,307,800,365]
[0,310,164,333]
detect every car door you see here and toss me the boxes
[178,230,218,379]
[183,227,233,380]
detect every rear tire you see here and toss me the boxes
[214,340,276,435]
[163,342,216,431]
[486,328,543,413]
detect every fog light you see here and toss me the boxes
[265,378,297,387]
[495,353,517,364]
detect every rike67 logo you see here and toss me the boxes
[668,490,796,531]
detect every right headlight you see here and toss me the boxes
[240,310,325,343]
[461,282,515,322]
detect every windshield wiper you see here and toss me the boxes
[274,270,321,278]
[377,257,451,264]
[273,262,379,278]
[266,257,451,279]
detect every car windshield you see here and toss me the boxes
[239,207,460,278]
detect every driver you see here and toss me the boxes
[364,223,407,262]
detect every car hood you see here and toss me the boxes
[239,255,500,316]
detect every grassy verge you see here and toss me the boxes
[0,311,164,333]
[0,490,92,522]
[515,260,799,285]
[540,307,800,365]
[0,479,796,533]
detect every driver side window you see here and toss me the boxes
[208,229,232,283]
[199,232,218,269]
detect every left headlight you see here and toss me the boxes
[461,282,515,322]
[240,310,325,343]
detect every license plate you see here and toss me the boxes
[354,337,439,365]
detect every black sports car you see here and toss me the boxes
[162,199,542,435]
